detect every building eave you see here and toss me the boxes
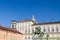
[0,26,22,34]
[17,19,36,23]
[32,21,60,26]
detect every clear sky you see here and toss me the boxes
[0,0,60,27]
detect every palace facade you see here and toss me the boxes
[11,16,60,40]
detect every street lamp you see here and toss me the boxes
[46,34,49,40]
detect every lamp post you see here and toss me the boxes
[46,25,49,40]
[46,34,49,40]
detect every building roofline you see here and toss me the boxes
[32,21,60,26]
[17,19,36,23]
[0,26,22,34]
[12,20,16,22]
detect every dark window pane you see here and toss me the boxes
[48,28,50,32]
[28,37,30,39]
[52,28,54,32]
[12,25,14,28]
[56,27,58,32]
[25,37,27,39]
[43,29,46,32]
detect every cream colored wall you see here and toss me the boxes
[43,33,60,38]
[0,29,6,40]
[33,23,60,38]
[16,21,34,40]
[0,29,23,40]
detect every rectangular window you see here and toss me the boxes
[48,28,50,32]
[56,27,58,32]
[52,28,54,32]
[43,29,46,32]
[25,36,27,39]
[32,30,34,32]
[28,36,30,39]
[25,30,27,33]
[28,30,30,33]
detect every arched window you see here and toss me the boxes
[12,25,14,28]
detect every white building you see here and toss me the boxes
[32,22,60,38]
[11,16,60,40]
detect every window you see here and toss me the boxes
[25,37,27,39]
[32,30,34,32]
[56,27,58,32]
[48,28,50,32]
[48,27,50,32]
[52,28,54,32]
[12,25,14,28]
[28,36,30,39]
[28,30,30,33]
[25,30,27,33]
[43,29,46,32]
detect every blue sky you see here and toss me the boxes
[0,0,60,27]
